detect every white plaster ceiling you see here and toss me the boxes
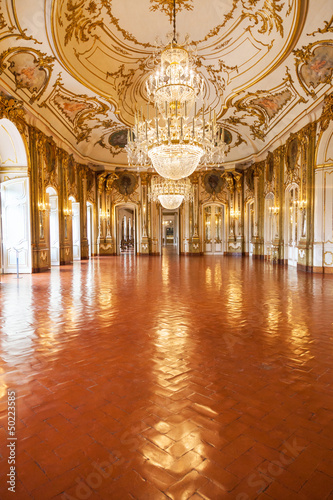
[0,0,332,169]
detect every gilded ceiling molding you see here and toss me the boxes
[307,15,333,36]
[62,0,151,48]
[0,92,26,132]
[40,75,109,143]
[0,9,5,31]
[0,0,41,44]
[0,48,55,103]
[60,0,240,48]
[106,65,136,100]
[239,0,284,37]
[228,68,307,141]
[293,41,333,98]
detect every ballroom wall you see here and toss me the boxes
[1,93,333,273]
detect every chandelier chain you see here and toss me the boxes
[173,0,177,44]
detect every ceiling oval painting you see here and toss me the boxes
[109,129,128,148]
[52,0,304,125]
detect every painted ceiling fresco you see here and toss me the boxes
[0,1,332,169]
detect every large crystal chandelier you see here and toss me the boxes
[126,1,226,180]
[149,177,192,210]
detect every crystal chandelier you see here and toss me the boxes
[149,177,193,210]
[126,1,226,180]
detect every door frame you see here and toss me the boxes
[201,202,226,255]
[285,183,299,266]
[46,186,60,266]
[1,176,32,273]
[114,203,138,255]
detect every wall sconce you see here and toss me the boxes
[298,200,307,211]
[230,209,241,220]
[269,206,279,215]
[99,208,110,221]
[63,207,73,218]
[38,201,50,213]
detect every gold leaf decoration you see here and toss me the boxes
[149,0,193,22]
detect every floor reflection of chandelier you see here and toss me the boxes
[126,1,226,180]
[149,177,192,210]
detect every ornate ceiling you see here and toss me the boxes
[0,0,332,170]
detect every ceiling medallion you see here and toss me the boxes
[149,177,193,210]
[126,0,226,180]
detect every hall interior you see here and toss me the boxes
[0,0,333,498]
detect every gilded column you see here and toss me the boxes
[140,173,150,254]
[297,123,316,272]
[272,146,284,263]
[79,166,89,259]
[29,127,49,272]
[189,173,201,254]
[252,163,264,258]
[59,149,72,265]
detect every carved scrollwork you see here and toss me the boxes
[0,92,25,132]
[319,93,333,132]
[308,15,333,36]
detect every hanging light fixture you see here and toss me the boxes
[149,177,193,210]
[126,1,226,179]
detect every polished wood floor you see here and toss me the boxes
[0,251,333,499]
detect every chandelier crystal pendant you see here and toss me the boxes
[149,176,193,210]
[126,0,226,180]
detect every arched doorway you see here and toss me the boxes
[161,210,180,254]
[46,186,60,266]
[115,204,136,255]
[264,193,274,259]
[202,203,225,254]
[86,202,93,257]
[69,196,81,261]
[285,184,299,266]
[0,118,31,273]
[245,200,254,256]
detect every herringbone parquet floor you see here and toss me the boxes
[0,252,333,499]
